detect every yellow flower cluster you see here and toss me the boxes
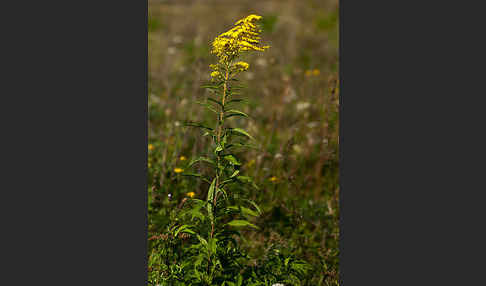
[211,14,270,63]
[234,61,249,72]
[174,168,184,173]
[210,70,220,79]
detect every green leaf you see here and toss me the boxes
[237,274,243,286]
[181,173,211,184]
[184,121,213,131]
[207,178,216,223]
[201,84,220,90]
[189,157,216,168]
[224,155,241,166]
[217,188,228,200]
[226,219,259,229]
[229,170,240,178]
[227,206,259,217]
[285,257,291,267]
[226,98,248,105]
[208,237,218,254]
[214,145,223,153]
[243,199,262,215]
[196,234,208,249]
[174,225,196,237]
[195,100,218,114]
[225,142,259,150]
[230,128,253,139]
[237,176,259,190]
[225,109,249,119]
[207,97,223,108]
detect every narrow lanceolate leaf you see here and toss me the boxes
[226,98,248,105]
[229,170,240,178]
[230,128,253,139]
[174,225,196,237]
[225,142,260,150]
[207,178,216,223]
[227,206,259,217]
[195,101,218,114]
[224,155,241,166]
[243,199,262,215]
[184,121,213,131]
[237,176,259,190]
[207,97,223,108]
[225,109,249,119]
[181,173,211,184]
[188,157,216,168]
[226,219,259,229]
[200,84,219,89]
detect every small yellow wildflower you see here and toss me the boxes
[234,61,250,72]
[305,70,312,77]
[179,156,186,161]
[269,176,278,182]
[186,192,195,198]
[210,71,220,79]
[174,168,184,173]
[148,144,154,151]
[148,163,152,168]
[312,69,320,76]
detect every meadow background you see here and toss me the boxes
[148,0,339,284]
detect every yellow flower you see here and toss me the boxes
[186,192,195,198]
[269,176,278,182]
[179,156,186,161]
[305,70,312,77]
[211,14,270,63]
[148,163,152,168]
[234,61,249,72]
[210,71,220,78]
[174,168,184,173]
[148,144,154,151]
[312,69,320,76]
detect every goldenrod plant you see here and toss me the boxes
[148,15,311,286]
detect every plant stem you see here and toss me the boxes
[210,65,229,239]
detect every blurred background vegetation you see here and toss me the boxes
[148,0,339,284]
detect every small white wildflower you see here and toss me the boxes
[322,138,329,145]
[174,121,181,127]
[274,153,283,160]
[272,284,285,286]
[167,193,172,199]
[167,46,176,55]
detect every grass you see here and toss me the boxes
[148,0,339,285]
